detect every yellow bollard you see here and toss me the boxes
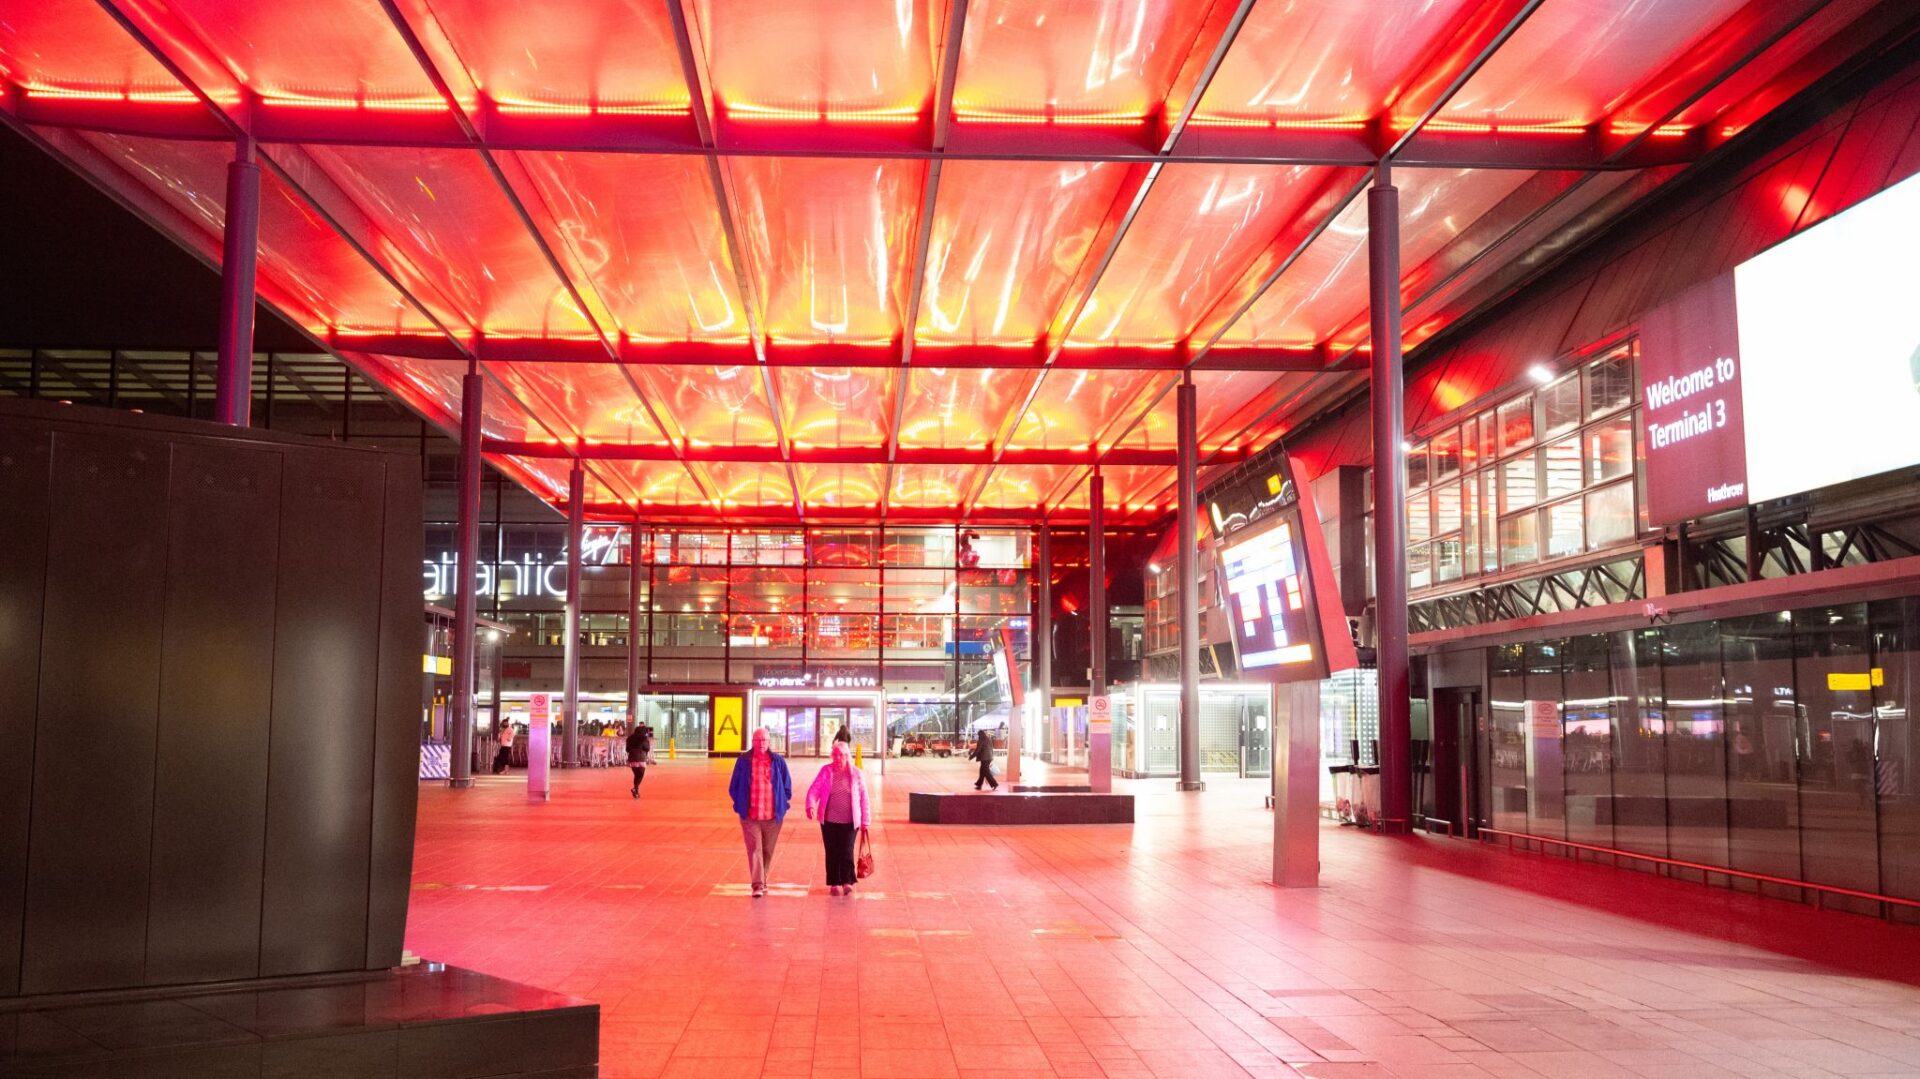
[854,743,864,768]
[669,737,677,760]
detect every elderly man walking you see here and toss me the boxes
[728,727,794,897]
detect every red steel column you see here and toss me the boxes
[1088,472,1107,701]
[561,458,585,767]
[626,519,643,729]
[214,138,260,427]
[1368,161,1411,831]
[1034,525,1053,761]
[1176,377,1204,791]
[449,368,484,788]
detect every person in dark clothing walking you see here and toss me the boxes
[833,724,853,750]
[970,729,998,791]
[626,723,652,799]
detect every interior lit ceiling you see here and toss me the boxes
[0,0,1905,524]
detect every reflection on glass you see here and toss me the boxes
[1872,599,1920,903]
[1546,499,1583,560]
[1541,376,1581,439]
[1498,512,1538,568]
[1587,348,1635,416]
[1489,645,1528,833]
[1795,604,1881,898]
[1610,629,1668,857]
[1502,454,1537,512]
[1721,613,1801,883]
[1497,396,1534,454]
[1662,620,1729,870]
[1586,482,1636,551]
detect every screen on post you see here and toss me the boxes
[1640,170,1920,525]
[1220,517,1317,674]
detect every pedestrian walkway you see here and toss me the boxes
[407,758,1920,1078]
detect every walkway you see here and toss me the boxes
[407,758,1920,1078]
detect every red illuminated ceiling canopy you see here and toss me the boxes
[0,0,1901,522]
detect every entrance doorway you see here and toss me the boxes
[1431,687,1479,835]
[751,693,883,756]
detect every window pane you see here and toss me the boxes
[1407,443,1429,491]
[1585,482,1636,550]
[1488,644,1528,832]
[1431,426,1462,480]
[1543,436,1581,500]
[1499,513,1538,568]
[1434,479,1462,535]
[1586,347,1634,416]
[1480,472,1499,573]
[1541,375,1580,438]
[1501,455,1537,511]
[1720,613,1800,883]
[1587,416,1634,484]
[1525,641,1566,840]
[1477,411,1497,464]
[1872,599,1920,902]
[1563,634,1614,849]
[1408,541,1432,591]
[1462,474,1479,575]
[1434,537,1463,584]
[1546,500,1583,559]
[1795,604,1880,896]
[1406,492,1431,543]
[1610,629,1668,858]
[1497,396,1534,454]
[1663,620,1730,870]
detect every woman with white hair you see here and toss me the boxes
[804,739,872,896]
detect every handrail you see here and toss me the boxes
[1477,827,1920,911]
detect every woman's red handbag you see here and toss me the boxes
[855,827,874,880]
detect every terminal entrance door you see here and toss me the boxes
[786,707,819,758]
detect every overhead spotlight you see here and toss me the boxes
[1526,363,1554,385]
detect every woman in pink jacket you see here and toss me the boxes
[805,739,872,896]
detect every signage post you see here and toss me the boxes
[1088,694,1113,793]
[526,692,552,803]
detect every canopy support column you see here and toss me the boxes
[1089,472,1107,701]
[1177,377,1204,791]
[1368,161,1412,832]
[448,367,483,789]
[214,137,259,427]
[1035,526,1053,762]
[626,519,643,731]
[561,458,585,768]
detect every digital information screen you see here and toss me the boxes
[1640,170,1920,525]
[1220,518,1318,674]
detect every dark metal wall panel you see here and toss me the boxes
[21,432,169,994]
[0,425,51,997]
[145,443,282,985]
[366,459,424,969]
[259,453,384,977]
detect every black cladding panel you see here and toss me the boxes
[145,443,282,984]
[22,432,169,994]
[0,425,51,997]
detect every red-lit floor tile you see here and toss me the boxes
[406,758,1920,1078]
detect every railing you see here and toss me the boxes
[1477,827,1920,913]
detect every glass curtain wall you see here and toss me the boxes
[1466,597,1920,913]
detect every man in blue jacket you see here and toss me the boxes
[729,726,793,897]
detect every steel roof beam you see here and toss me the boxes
[485,439,1244,469]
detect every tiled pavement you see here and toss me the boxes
[407,757,1920,1078]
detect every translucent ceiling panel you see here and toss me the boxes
[1099,465,1175,511]
[951,0,1211,122]
[1192,0,1474,126]
[1067,164,1326,345]
[724,157,922,344]
[492,454,572,503]
[1114,370,1284,452]
[368,355,552,441]
[416,0,686,113]
[484,362,667,445]
[918,160,1131,344]
[774,366,895,449]
[74,132,431,335]
[1219,168,1533,349]
[598,459,712,507]
[304,145,594,336]
[627,365,779,447]
[703,461,795,508]
[145,0,446,109]
[897,368,1038,451]
[891,463,982,509]
[793,463,887,508]
[1009,368,1169,451]
[693,0,938,120]
[0,0,195,99]
[514,152,745,342]
[972,464,1076,512]
[1434,0,1751,130]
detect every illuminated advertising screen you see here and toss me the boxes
[1641,171,1920,525]
[1214,459,1356,684]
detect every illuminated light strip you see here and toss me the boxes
[952,109,1152,127]
[1185,115,1371,132]
[493,96,690,117]
[725,101,923,124]
[257,93,450,113]
[1406,116,1589,136]
[22,85,202,104]
[1606,121,1692,139]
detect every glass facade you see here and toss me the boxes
[1463,597,1920,911]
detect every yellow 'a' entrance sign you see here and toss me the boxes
[713,695,744,753]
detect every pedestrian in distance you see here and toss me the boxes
[970,728,999,791]
[491,723,514,775]
[805,739,872,896]
[728,727,793,897]
[626,722,653,799]
[833,723,853,750]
